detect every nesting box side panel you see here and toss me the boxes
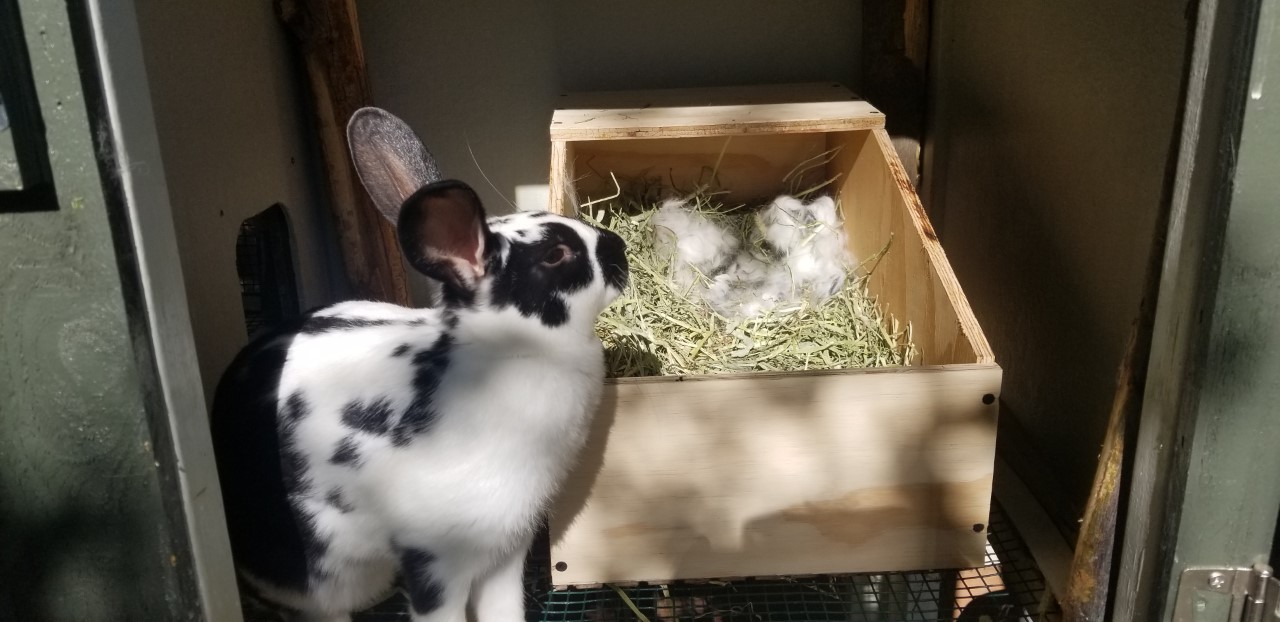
[550,83,884,141]
[833,129,994,366]
[554,134,832,215]
[549,140,575,216]
[549,100,885,141]
[548,365,1001,587]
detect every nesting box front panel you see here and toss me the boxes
[546,84,1000,587]
[549,365,1000,585]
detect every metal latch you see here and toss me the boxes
[1174,564,1280,621]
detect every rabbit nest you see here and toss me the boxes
[582,174,917,379]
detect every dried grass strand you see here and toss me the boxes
[583,172,917,378]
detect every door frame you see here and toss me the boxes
[76,0,244,618]
[1115,0,1280,619]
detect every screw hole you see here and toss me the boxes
[555,561,568,572]
[982,393,995,405]
[972,523,985,533]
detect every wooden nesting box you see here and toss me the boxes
[546,83,1000,587]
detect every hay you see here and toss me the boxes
[582,172,917,379]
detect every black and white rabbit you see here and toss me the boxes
[210,107,628,622]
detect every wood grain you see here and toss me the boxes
[551,83,883,141]
[546,86,1001,587]
[549,364,1000,587]
[276,0,410,305]
[835,129,993,366]
[1060,327,1136,622]
[552,133,830,216]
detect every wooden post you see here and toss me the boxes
[276,0,411,305]
[1059,324,1143,621]
[862,0,931,188]
[1060,37,1179,619]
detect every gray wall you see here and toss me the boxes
[133,2,347,400]
[927,3,1188,535]
[0,1,196,618]
[358,0,863,304]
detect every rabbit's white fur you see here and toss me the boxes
[251,300,604,620]
[211,109,629,622]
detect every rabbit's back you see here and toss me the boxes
[214,300,607,611]
[211,303,452,594]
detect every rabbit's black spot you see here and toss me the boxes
[341,398,394,435]
[295,506,329,565]
[283,391,309,422]
[210,318,313,591]
[212,314,355,585]
[491,222,592,327]
[330,436,362,466]
[408,318,427,327]
[280,441,312,495]
[391,343,412,357]
[301,316,393,334]
[596,228,629,291]
[278,399,313,495]
[325,488,355,513]
[392,335,452,447]
[400,548,444,615]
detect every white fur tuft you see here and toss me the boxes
[651,198,739,290]
[658,194,853,320]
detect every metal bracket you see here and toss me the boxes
[1174,564,1280,621]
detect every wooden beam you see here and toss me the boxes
[276,0,410,305]
[1060,8,1189,611]
[862,0,931,188]
[1060,323,1145,621]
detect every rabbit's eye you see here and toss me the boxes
[541,244,572,267]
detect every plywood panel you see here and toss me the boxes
[552,83,884,141]
[548,139,573,216]
[835,129,993,366]
[549,364,1001,586]
[555,133,831,215]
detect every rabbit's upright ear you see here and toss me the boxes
[398,180,489,293]
[347,107,443,223]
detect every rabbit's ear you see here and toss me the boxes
[347,107,443,223]
[398,180,489,293]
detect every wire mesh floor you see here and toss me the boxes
[241,502,1060,621]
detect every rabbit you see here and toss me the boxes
[209,107,629,622]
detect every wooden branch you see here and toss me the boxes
[276,0,410,305]
[1060,70,1175,620]
[1060,324,1141,621]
